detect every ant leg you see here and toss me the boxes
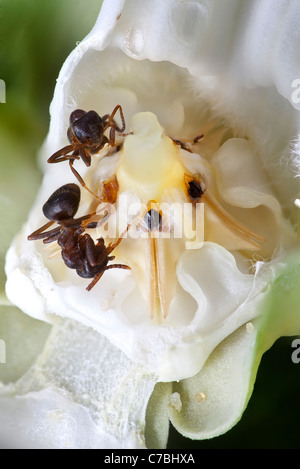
[86,263,131,291]
[193,134,204,144]
[78,147,91,167]
[28,224,62,244]
[27,220,55,240]
[47,145,80,164]
[69,159,102,202]
[105,105,126,145]
[106,263,131,272]
[86,270,105,291]
[69,212,97,229]
[42,229,62,244]
[171,138,194,153]
[171,134,204,153]
[48,134,90,164]
[83,234,102,267]
[109,105,126,133]
[109,126,116,145]
[106,224,131,253]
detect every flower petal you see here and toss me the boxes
[6,218,272,382]
[168,322,258,439]
[168,251,300,439]
[145,382,172,449]
[211,137,283,256]
[0,388,126,449]
[3,0,300,448]
[230,0,300,111]
[255,252,300,351]
[0,317,157,448]
[160,242,268,381]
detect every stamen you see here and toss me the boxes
[203,192,265,249]
[144,209,162,232]
[155,236,169,319]
[145,235,157,319]
[143,201,169,320]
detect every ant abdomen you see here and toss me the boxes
[42,183,80,221]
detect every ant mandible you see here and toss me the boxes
[47,105,126,200]
[28,183,131,290]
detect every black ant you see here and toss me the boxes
[47,106,126,200]
[28,183,131,291]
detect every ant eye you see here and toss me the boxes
[188,180,204,201]
[43,183,80,221]
[144,209,162,232]
[70,109,86,124]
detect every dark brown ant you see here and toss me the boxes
[47,106,126,200]
[28,183,131,290]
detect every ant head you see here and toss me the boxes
[70,110,104,144]
[69,109,86,125]
[42,183,81,221]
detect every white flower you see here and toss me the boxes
[1,0,300,449]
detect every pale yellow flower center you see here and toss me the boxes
[116,112,185,203]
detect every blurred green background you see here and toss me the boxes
[0,0,102,291]
[0,0,299,450]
